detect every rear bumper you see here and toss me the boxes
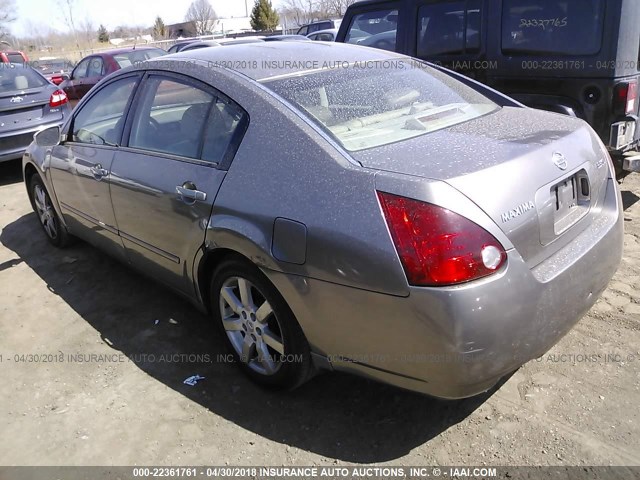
[0,117,67,163]
[268,178,624,399]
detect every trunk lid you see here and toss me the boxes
[354,107,611,268]
[0,86,56,131]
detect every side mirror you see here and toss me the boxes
[34,125,61,147]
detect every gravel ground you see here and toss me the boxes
[0,159,639,467]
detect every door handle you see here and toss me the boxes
[90,163,108,179]
[176,183,207,203]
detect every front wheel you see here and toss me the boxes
[29,174,71,248]
[210,258,313,389]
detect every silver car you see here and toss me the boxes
[23,42,623,399]
[1,63,72,163]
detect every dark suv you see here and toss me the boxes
[337,0,640,174]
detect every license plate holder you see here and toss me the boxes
[553,171,590,234]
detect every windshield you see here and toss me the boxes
[0,64,48,93]
[263,61,499,152]
[114,49,165,68]
[502,0,605,56]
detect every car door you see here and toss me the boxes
[62,57,90,101]
[49,74,141,261]
[110,73,248,295]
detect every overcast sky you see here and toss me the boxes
[11,0,285,37]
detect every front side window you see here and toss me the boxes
[264,62,498,152]
[129,77,245,163]
[345,9,398,51]
[71,77,138,145]
[417,0,482,58]
[502,0,605,56]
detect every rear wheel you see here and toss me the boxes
[210,258,313,389]
[29,174,71,248]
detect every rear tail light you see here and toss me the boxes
[613,81,638,115]
[51,75,64,85]
[377,191,507,286]
[49,89,68,108]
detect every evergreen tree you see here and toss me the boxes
[153,16,166,39]
[97,24,109,43]
[250,0,279,32]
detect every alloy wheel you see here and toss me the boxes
[219,276,285,375]
[33,184,58,240]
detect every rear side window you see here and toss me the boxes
[317,32,334,41]
[417,0,482,58]
[72,77,138,145]
[0,64,47,93]
[112,49,165,68]
[129,77,246,164]
[72,58,90,80]
[501,0,605,56]
[86,57,104,77]
[345,9,398,51]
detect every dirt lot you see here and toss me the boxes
[0,159,639,467]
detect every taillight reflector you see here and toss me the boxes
[614,81,638,115]
[49,89,68,108]
[377,191,507,286]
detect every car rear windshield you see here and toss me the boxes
[6,53,25,64]
[0,65,47,93]
[263,61,499,152]
[502,0,605,56]
[113,49,165,68]
[37,60,73,74]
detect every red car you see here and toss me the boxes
[0,50,29,64]
[60,47,165,103]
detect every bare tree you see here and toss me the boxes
[279,0,356,27]
[185,0,218,36]
[322,0,357,17]
[0,0,16,41]
[79,17,95,46]
[57,0,82,55]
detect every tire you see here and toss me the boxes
[29,174,71,248]
[210,257,313,389]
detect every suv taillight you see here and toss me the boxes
[49,89,68,108]
[377,191,506,286]
[614,81,638,116]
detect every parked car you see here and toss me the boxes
[0,50,28,64]
[32,57,75,85]
[337,0,640,175]
[1,63,71,163]
[263,35,310,42]
[59,47,165,103]
[296,19,342,36]
[167,41,197,54]
[307,28,368,43]
[180,38,265,52]
[24,42,623,399]
[307,29,338,42]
